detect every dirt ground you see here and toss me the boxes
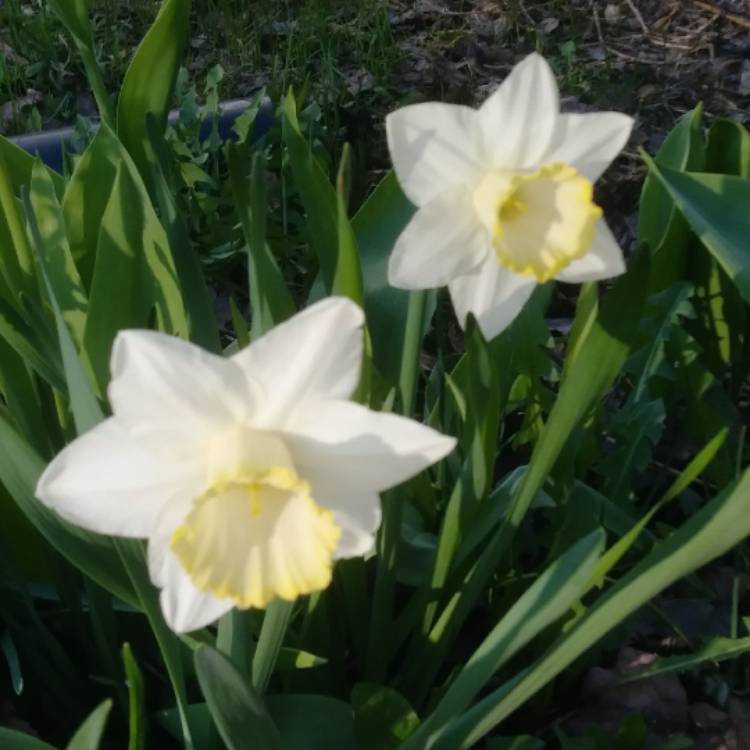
[344,0,750,249]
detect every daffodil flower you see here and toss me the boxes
[36,298,456,633]
[386,53,634,339]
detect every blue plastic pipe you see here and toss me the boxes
[9,98,273,173]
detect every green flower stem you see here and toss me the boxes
[216,608,252,678]
[398,290,427,416]
[366,290,427,680]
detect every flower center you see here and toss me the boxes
[472,162,602,283]
[171,464,341,609]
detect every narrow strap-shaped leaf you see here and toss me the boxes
[196,645,282,750]
[0,151,36,305]
[64,700,112,750]
[81,125,189,390]
[618,634,750,684]
[29,161,88,349]
[404,530,605,749]
[0,293,65,392]
[332,143,364,305]
[228,145,295,338]
[252,599,294,694]
[643,152,750,305]
[588,427,728,589]
[0,411,137,607]
[22,189,102,431]
[116,539,194,750]
[281,91,338,292]
[366,289,428,680]
[117,0,191,180]
[0,728,57,749]
[47,0,114,126]
[410,250,650,700]
[145,114,220,352]
[433,465,750,749]
[123,644,146,750]
[351,171,418,384]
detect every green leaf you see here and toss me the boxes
[352,683,419,750]
[351,172,417,383]
[276,647,327,670]
[418,251,650,690]
[228,145,295,338]
[64,700,112,750]
[194,645,282,750]
[123,644,146,750]
[0,277,63,393]
[0,134,63,194]
[0,728,57,750]
[642,153,750,306]
[265,694,357,750]
[47,0,92,46]
[29,161,88,348]
[81,125,188,389]
[626,283,695,401]
[619,634,750,683]
[0,336,54,457]
[0,152,36,305]
[229,297,251,349]
[145,115,220,352]
[1,629,23,695]
[333,143,365,305]
[433,463,750,749]
[0,412,137,606]
[599,398,665,503]
[486,738,544,750]
[61,127,120,287]
[588,428,728,589]
[252,599,294,694]
[281,92,338,291]
[116,539,194,750]
[405,530,605,749]
[47,0,114,125]
[639,105,704,292]
[117,0,191,179]
[23,190,102,433]
[705,118,750,177]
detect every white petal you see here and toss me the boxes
[109,330,258,452]
[36,419,202,538]
[147,501,233,633]
[159,552,234,633]
[388,187,490,289]
[324,492,381,559]
[479,53,560,171]
[232,298,365,427]
[386,103,483,206]
[544,112,634,182]
[286,400,456,495]
[555,220,626,283]
[449,257,537,339]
